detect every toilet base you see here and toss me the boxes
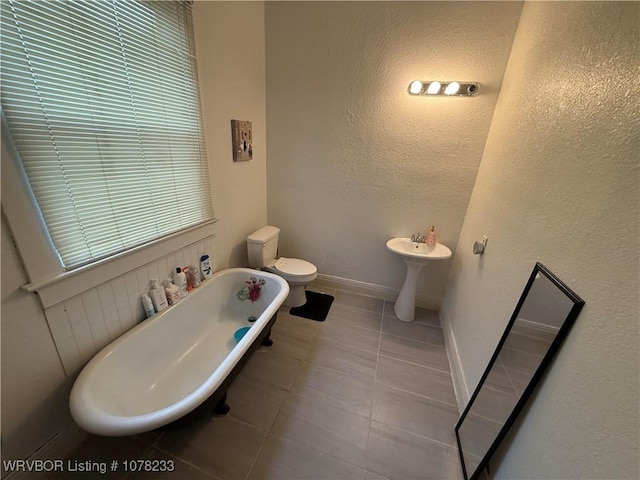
[284,284,308,308]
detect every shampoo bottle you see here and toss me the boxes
[141,294,155,318]
[149,279,169,312]
[200,254,213,279]
[174,267,188,298]
[163,278,181,306]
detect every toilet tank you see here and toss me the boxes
[247,226,280,268]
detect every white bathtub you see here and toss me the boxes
[70,268,289,436]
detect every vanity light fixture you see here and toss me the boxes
[408,80,479,96]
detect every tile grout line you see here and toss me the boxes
[151,444,224,480]
[278,300,378,476]
[499,358,522,397]
[243,429,271,480]
[376,352,452,375]
[258,307,374,476]
[374,419,460,451]
[380,329,448,349]
[244,304,319,479]
[373,380,459,410]
[124,432,161,480]
[362,300,387,477]
[374,301,460,452]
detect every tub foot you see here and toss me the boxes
[261,329,273,347]
[213,393,230,416]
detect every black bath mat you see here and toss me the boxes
[289,291,334,322]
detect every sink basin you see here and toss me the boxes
[386,238,452,263]
[386,237,452,322]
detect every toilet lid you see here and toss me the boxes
[275,257,317,276]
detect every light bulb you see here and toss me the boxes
[426,81,441,94]
[444,82,460,95]
[409,80,423,95]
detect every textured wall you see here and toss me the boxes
[265,1,522,304]
[441,1,639,478]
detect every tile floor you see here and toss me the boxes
[46,285,465,480]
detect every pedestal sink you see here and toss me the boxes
[386,237,452,322]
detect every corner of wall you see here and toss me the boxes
[439,305,469,413]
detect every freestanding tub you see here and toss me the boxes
[70,268,289,436]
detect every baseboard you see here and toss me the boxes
[315,273,441,311]
[516,317,559,336]
[440,308,470,414]
[2,423,87,480]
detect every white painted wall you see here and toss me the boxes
[194,1,268,269]
[0,0,267,460]
[265,1,522,306]
[441,2,639,478]
[1,215,71,460]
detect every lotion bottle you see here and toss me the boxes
[163,278,181,305]
[183,266,193,292]
[174,267,188,298]
[141,294,155,318]
[149,279,169,312]
[189,265,201,288]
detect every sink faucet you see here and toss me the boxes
[411,232,426,243]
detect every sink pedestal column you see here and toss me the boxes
[394,260,428,322]
[386,238,451,322]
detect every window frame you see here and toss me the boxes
[0,0,218,308]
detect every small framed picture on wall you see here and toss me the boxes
[231,119,253,162]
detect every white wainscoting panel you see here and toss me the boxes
[44,235,215,376]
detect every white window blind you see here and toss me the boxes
[1,0,214,269]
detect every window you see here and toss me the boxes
[1,0,213,270]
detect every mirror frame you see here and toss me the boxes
[454,262,585,479]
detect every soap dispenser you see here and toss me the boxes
[426,225,436,247]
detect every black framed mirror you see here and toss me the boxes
[455,262,585,479]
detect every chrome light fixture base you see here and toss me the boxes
[408,80,480,96]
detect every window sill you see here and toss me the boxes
[23,218,218,309]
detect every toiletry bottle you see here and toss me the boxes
[183,266,193,291]
[174,267,188,298]
[426,225,436,247]
[141,294,155,318]
[149,279,169,312]
[200,254,213,279]
[189,265,201,288]
[163,278,181,305]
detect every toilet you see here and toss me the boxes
[247,226,317,308]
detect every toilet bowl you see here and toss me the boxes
[247,226,318,308]
[267,257,317,307]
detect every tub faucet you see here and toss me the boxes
[411,233,426,243]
